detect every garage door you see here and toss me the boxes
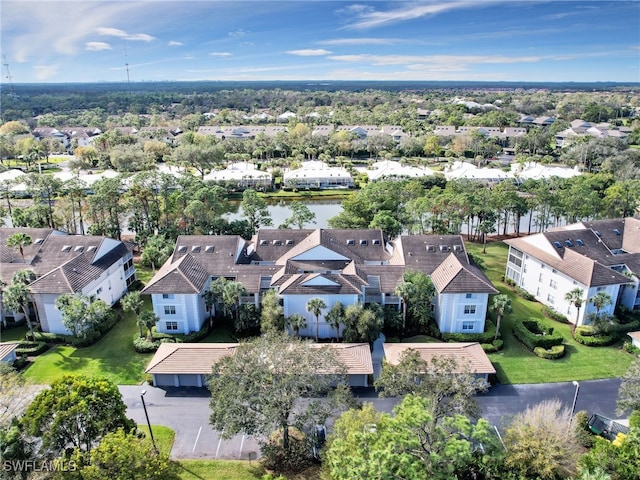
[177,374,201,387]
[153,374,176,387]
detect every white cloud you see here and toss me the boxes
[319,38,400,46]
[228,29,247,38]
[210,52,233,57]
[286,49,332,56]
[328,53,541,66]
[85,42,112,51]
[344,1,486,29]
[96,27,155,42]
[33,65,59,80]
[168,41,183,47]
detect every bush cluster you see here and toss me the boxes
[574,330,617,347]
[15,341,49,356]
[133,336,161,353]
[513,318,564,353]
[482,339,504,353]
[533,344,566,359]
[514,287,535,301]
[31,331,69,344]
[442,320,497,344]
[541,305,569,324]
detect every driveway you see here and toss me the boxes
[120,378,624,460]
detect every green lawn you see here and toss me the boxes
[0,324,28,342]
[138,424,175,456]
[177,460,265,480]
[466,240,633,384]
[22,301,153,385]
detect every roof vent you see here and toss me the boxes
[613,228,621,236]
[453,245,463,252]
[347,239,355,245]
[87,245,96,252]
[273,240,282,246]
[260,240,268,246]
[205,245,214,253]
[191,245,201,253]
[285,239,294,246]
[74,245,84,252]
[61,245,72,252]
[594,230,601,237]
[564,240,573,247]
[553,241,562,248]
[360,239,368,246]
[372,239,381,245]
[439,245,449,252]
[426,245,435,252]
[177,245,187,253]
[34,238,43,245]
[576,239,585,246]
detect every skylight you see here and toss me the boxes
[553,241,562,248]
[576,239,585,246]
[613,229,621,236]
[177,245,187,253]
[61,245,72,252]
[372,239,381,245]
[205,246,214,253]
[564,240,573,247]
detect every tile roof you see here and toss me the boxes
[145,342,372,375]
[0,342,18,361]
[383,342,496,375]
[145,343,238,374]
[430,253,498,294]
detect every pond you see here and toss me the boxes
[225,198,344,229]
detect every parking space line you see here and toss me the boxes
[239,434,245,457]
[192,426,202,453]
[215,430,224,459]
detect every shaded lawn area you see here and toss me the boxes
[0,324,28,342]
[466,240,633,385]
[177,460,266,480]
[22,300,153,385]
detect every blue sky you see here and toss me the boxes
[1,0,639,84]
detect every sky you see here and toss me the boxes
[1,0,639,84]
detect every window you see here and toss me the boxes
[462,322,474,331]
[96,287,102,295]
[508,248,523,268]
[539,273,544,283]
[547,294,555,305]
[162,294,175,299]
[549,279,558,290]
[166,321,178,331]
[465,293,475,299]
[597,286,606,292]
[164,305,176,315]
[536,287,541,296]
[464,305,476,315]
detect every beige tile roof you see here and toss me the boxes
[310,343,373,375]
[383,342,496,375]
[145,343,238,374]
[430,253,498,294]
[628,331,640,343]
[145,342,373,376]
[0,342,18,361]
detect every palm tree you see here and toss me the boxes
[325,302,344,341]
[306,298,326,342]
[138,310,158,341]
[564,288,585,330]
[589,291,613,320]
[6,233,32,263]
[223,281,247,323]
[285,313,307,338]
[121,291,144,337]
[491,294,512,341]
[394,281,415,335]
[202,289,216,328]
[3,270,37,340]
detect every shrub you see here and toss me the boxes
[482,339,504,353]
[613,319,640,334]
[534,345,566,359]
[574,410,595,448]
[15,341,49,356]
[442,320,497,344]
[541,305,569,324]
[31,331,69,344]
[514,287,535,301]
[261,428,314,474]
[133,337,160,353]
[623,339,640,354]
[513,318,564,351]
[574,332,617,347]
[492,338,504,350]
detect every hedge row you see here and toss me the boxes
[541,305,569,324]
[513,318,564,351]
[534,345,566,359]
[515,287,535,301]
[15,341,49,356]
[442,321,497,344]
[482,339,504,353]
[574,331,618,347]
[133,337,161,353]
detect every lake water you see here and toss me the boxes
[225,198,343,229]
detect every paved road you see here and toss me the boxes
[120,378,623,460]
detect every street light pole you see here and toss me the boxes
[140,390,158,453]
[569,381,580,428]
